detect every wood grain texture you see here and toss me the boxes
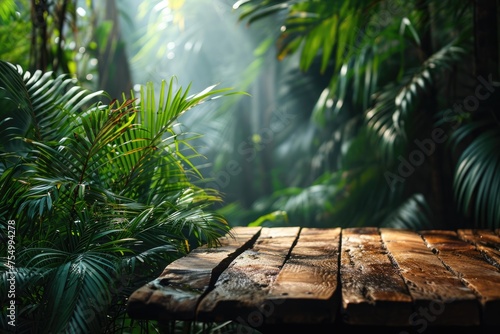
[127,227,500,329]
[340,228,413,326]
[160,226,263,288]
[126,226,261,320]
[196,227,300,322]
[421,230,500,326]
[265,227,341,324]
[381,228,480,326]
[457,229,500,268]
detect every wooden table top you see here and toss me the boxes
[126,227,500,331]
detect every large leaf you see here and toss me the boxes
[452,122,500,228]
[0,61,34,153]
[381,194,433,229]
[365,36,467,163]
[0,61,235,333]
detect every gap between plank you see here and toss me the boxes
[193,226,264,319]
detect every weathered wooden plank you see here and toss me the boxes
[127,227,500,328]
[421,230,500,326]
[160,226,263,288]
[126,226,261,320]
[457,229,500,268]
[196,227,301,323]
[265,227,341,324]
[381,228,480,327]
[340,228,413,326]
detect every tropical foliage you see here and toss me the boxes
[0,0,132,97]
[225,0,500,229]
[1,0,499,332]
[0,60,233,333]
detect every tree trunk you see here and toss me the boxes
[96,0,133,100]
[416,0,447,228]
[30,0,49,71]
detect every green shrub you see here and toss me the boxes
[0,60,235,333]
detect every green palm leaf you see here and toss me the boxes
[1,60,237,333]
[0,61,34,153]
[366,36,467,162]
[452,122,500,228]
[0,0,15,22]
[381,193,433,229]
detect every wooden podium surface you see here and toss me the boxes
[127,227,500,333]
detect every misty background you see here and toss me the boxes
[118,0,328,226]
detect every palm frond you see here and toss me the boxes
[1,59,236,333]
[0,0,16,22]
[25,68,104,142]
[17,99,135,221]
[452,122,500,228]
[21,249,117,333]
[0,166,21,220]
[0,265,46,331]
[234,0,291,24]
[108,79,238,197]
[366,36,467,162]
[380,193,433,229]
[0,61,34,152]
[236,1,372,73]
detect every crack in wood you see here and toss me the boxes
[128,227,500,328]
